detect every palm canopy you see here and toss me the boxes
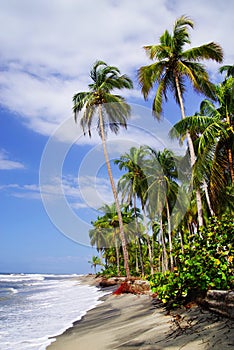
[73,60,133,136]
[170,95,233,208]
[219,64,234,79]
[138,15,223,117]
[141,147,178,213]
[115,146,149,210]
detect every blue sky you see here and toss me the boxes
[0,0,233,274]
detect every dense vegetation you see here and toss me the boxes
[73,16,234,306]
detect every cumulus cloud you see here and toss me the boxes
[0,0,232,138]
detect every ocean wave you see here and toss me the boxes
[0,274,45,283]
[0,275,108,350]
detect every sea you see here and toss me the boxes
[0,273,108,350]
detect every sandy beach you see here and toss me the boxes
[47,276,233,350]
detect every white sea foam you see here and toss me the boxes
[0,274,45,283]
[0,274,108,350]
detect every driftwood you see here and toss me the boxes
[198,290,234,319]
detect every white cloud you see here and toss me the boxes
[0,150,25,170]
[0,0,233,138]
[0,173,114,210]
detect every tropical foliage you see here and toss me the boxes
[73,60,133,279]
[73,16,233,307]
[149,216,234,307]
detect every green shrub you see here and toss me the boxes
[149,216,234,307]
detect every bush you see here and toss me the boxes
[149,216,234,307]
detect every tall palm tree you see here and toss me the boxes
[73,60,133,278]
[138,15,223,227]
[215,74,234,183]
[171,90,233,213]
[115,146,151,275]
[143,147,178,271]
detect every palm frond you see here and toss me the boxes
[219,64,234,78]
[181,61,217,100]
[138,61,165,99]
[200,99,220,118]
[170,115,214,139]
[173,15,193,50]
[183,42,223,63]
[73,92,92,122]
[152,80,164,117]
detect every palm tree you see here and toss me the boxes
[220,64,234,78]
[216,73,234,183]
[88,256,103,274]
[98,203,122,276]
[89,215,108,262]
[98,203,138,275]
[143,147,179,271]
[115,146,152,275]
[73,60,133,278]
[138,15,223,227]
[171,89,234,213]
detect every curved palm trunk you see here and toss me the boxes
[175,76,204,227]
[98,105,130,279]
[165,198,174,271]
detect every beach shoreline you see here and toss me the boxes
[47,275,233,350]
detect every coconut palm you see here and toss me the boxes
[143,147,179,271]
[215,75,234,184]
[171,86,234,213]
[220,64,234,78]
[138,15,223,227]
[115,146,152,275]
[88,256,103,274]
[98,203,138,275]
[89,216,109,262]
[98,203,122,276]
[73,60,133,278]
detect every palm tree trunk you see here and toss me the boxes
[175,76,204,227]
[165,198,174,271]
[99,249,103,264]
[114,229,120,276]
[143,209,154,275]
[135,239,139,274]
[203,180,215,216]
[160,215,168,273]
[179,230,184,254]
[98,105,130,279]
[227,148,234,184]
[226,113,234,184]
[134,195,145,276]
